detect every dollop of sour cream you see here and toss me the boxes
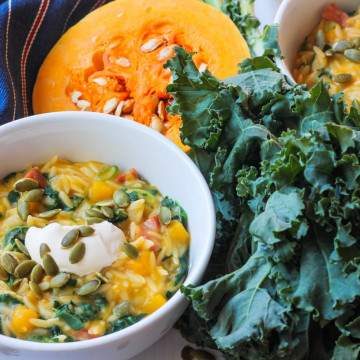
[25,221,125,277]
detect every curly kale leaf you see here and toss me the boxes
[167,49,299,279]
[44,186,83,211]
[166,47,228,151]
[55,304,84,330]
[239,56,278,72]
[168,49,360,359]
[182,250,309,360]
[3,226,29,249]
[161,196,188,226]
[55,298,106,330]
[296,81,335,136]
[204,0,280,58]
[7,190,19,204]
[0,293,22,305]
[28,326,73,343]
[107,314,145,334]
[43,186,63,210]
[174,252,189,287]
[332,335,360,360]
[249,187,306,246]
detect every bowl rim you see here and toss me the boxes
[274,0,297,82]
[0,111,216,352]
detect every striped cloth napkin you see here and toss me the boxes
[0,0,110,124]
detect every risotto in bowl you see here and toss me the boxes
[0,112,215,360]
[275,0,359,99]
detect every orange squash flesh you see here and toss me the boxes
[33,0,250,150]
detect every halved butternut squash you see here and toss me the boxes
[33,0,250,150]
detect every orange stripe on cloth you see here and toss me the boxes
[20,0,50,117]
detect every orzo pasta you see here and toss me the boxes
[0,156,189,342]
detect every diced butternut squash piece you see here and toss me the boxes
[127,250,152,276]
[142,293,167,314]
[88,181,114,203]
[11,306,38,336]
[88,320,107,336]
[167,220,189,246]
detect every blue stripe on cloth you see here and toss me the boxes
[0,0,110,124]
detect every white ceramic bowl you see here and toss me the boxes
[0,112,216,360]
[275,0,359,82]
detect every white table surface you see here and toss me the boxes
[133,1,283,358]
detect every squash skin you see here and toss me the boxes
[33,0,250,148]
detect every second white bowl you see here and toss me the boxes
[275,0,359,82]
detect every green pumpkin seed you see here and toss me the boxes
[86,217,104,225]
[86,208,105,218]
[95,272,108,283]
[181,346,215,360]
[39,243,51,257]
[344,48,360,63]
[17,200,29,221]
[333,73,352,83]
[30,264,45,284]
[10,251,28,262]
[14,178,39,192]
[113,301,130,318]
[0,265,9,281]
[61,229,80,249]
[122,242,138,259]
[315,30,325,50]
[69,242,86,264]
[78,225,95,237]
[101,206,114,219]
[14,260,36,278]
[76,279,101,296]
[22,189,43,202]
[97,165,119,180]
[332,40,353,53]
[1,253,18,274]
[50,272,70,288]
[160,206,172,225]
[113,189,129,208]
[95,200,115,207]
[59,191,73,208]
[11,278,23,290]
[114,208,128,222]
[14,238,30,256]
[29,281,42,297]
[37,208,61,219]
[42,254,59,276]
